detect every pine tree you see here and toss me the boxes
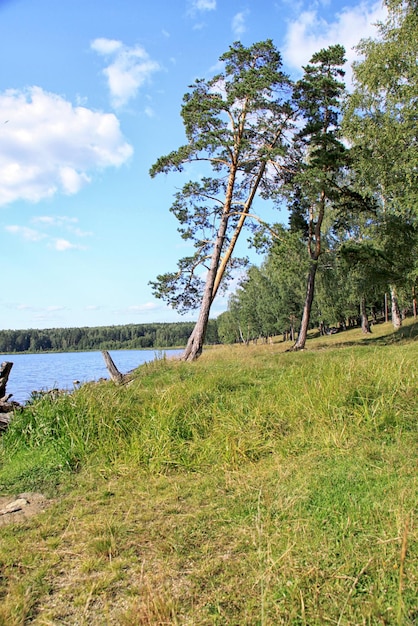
[150,40,294,360]
[287,45,348,349]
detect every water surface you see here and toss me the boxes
[0,349,182,404]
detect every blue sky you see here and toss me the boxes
[0,0,386,330]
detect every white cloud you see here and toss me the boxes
[6,214,91,250]
[91,38,160,108]
[32,215,77,226]
[59,166,91,195]
[144,106,155,118]
[127,303,160,313]
[51,238,85,252]
[32,215,92,237]
[190,0,216,11]
[0,86,133,207]
[5,224,46,242]
[283,1,387,86]
[91,38,122,55]
[232,11,248,37]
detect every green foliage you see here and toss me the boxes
[288,44,348,254]
[343,0,418,214]
[339,1,418,330]
[223,229,309,341]
[149,40,294,311]
[0,321,213,353]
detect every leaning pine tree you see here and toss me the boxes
[150,40,294,361]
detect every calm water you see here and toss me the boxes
[0,349,183,405]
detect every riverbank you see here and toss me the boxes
[0,321,416,624]
[0,348,183,405]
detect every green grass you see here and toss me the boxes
[0,320,416,624]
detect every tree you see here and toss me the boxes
[232,265,281,342]
[217,309,240,344]
[219,226,308,344]
[150,40,294,361]
[262,228,308,339]
[285,45,348,350]
[343,0,418,327]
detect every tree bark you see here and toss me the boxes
[390,285,402,328]
[360,296,371,334]
[292,186,325,351]
[182,157,239,361]
[0,362,13,400]
[182,213,230,361]
[293,260,318,350]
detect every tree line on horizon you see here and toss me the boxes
[149,0,417,359]
[0,321,220,354]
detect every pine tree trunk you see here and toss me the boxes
[360,297,371,334]
[182,214,230,362]
[293,261,318,350]
[181,295,211,362]
[390,285,402,328]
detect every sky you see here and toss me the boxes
[0,0,387,331]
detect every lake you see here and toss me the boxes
[0,349,183,405]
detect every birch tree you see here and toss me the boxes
[343,0,418,327]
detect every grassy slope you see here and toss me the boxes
[0,321,416,625]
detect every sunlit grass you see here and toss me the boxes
[0,320,416,624]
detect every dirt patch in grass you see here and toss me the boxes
[0,492,50,526]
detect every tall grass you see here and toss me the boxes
[2,329,415,481]
[0,321,416,624]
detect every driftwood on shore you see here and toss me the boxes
[0,353,126,433]
[0,361,20,432]
[0,361,13,399]
[101,350,125,384]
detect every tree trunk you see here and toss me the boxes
[360,297,371,334]
[0,362,13,399]
[293,261,318,350]
[181,302,210,362]
[293,188,325,352]
[390,285,402,328]
[182,211,230,362]
[182,125,287,362]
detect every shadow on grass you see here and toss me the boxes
[307,319,418,351]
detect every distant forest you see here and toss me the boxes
[0,321,219,354]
